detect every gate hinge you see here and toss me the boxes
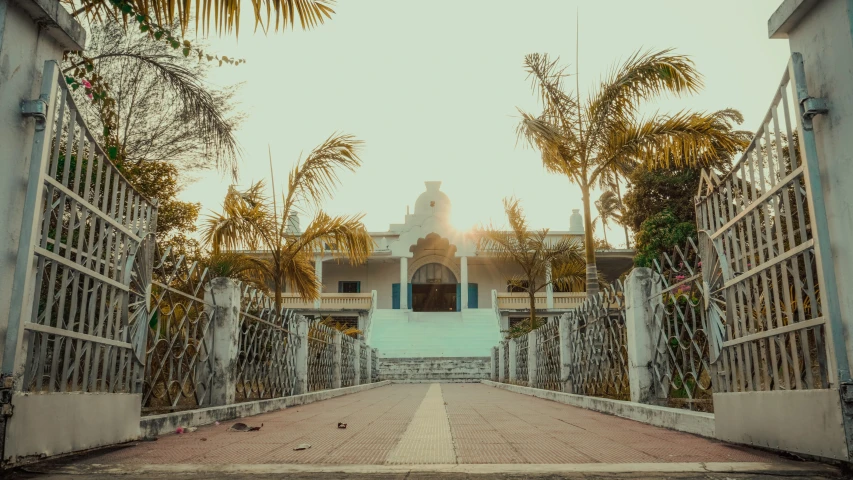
[21,95,49,130]
[801,96,828,122]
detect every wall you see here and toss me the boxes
[468,258,541,308]
[0,0,85,370]
[321,258,399,309]
[771,0,853,385]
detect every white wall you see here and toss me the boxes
[321,258,400,309]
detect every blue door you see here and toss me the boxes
[392,283,400,309]
[468,283,479,308]
[407,283,413,309]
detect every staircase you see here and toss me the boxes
[367,308,501,358]
[379,357,490,383]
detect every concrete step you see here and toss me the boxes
[378,357,490,383]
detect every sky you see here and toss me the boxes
[183,0,790,247]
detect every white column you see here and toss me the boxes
[293,315,309,395]
[332,330,342,389]
[527,328,539,388]
[625,267,657,403]
[558,313,573,393]
[314,256,323,309]
[400,257,408,310]
[545,261,554,309]
[460,256,469,310]
[496,342,507,383]
[353,339,362,385]
[205,278,242,406]
[508,338,518,383]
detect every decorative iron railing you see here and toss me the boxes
[492,347,500,380]
[371,347,379,382]
[533,317,561,391]
[340,334,356,387]
[308,322,335,392]
[235,285,296,401]
[648,240,713,411]
[18,67,158,395]
[565,282,630,400]
[696,56,834,393]
[141,246,215,413]
[502,340,509,380]
[515,334,529,385]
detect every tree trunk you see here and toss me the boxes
[274,276,282,314]
[582,187,600,298]
[529,289,537,331]
[602,222,609,248]
[615,182,631,248]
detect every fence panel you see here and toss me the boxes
[566,282,629,400]
[308,322,335,392]
[236,286,296,401]
[502,341,509,381]
[534,318,561,391]
[340,334,356,387]
[371,348,379,382]
[648,240,714,411]
[515,334,529,385]
[359,342,369,383]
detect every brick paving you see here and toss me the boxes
[79,383,783,466]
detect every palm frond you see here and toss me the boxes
[284,133,363,216]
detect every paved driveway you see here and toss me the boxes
[16,383,839,478]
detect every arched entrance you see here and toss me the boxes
[411,263,458,312]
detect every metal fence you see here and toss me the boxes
[236,285,296,401]
[502,340,509,380]
[648,240,714,411]
[308,322,335,392]
[141,246,215,413]
[565,282,630,400]
[341,334,356,388]
[371,348,379,382]
[359,341,369,383]
[515,333,529,385]
[696,55,836,394]
[533,318,560,391]
[492,347,500,380]
[16,67,158,396]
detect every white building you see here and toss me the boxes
[279,181,632,358]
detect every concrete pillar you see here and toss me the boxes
[508,338,518,383]
[205,278,242,406]
[527,329,539,388]
[353,339,362,385]
[365,343,373,383]
[558,313,573,393]
[399,257,408,310]
[314,256,323,309]
[293,315,309,395]
[625,267,657,403]
[545,261,554,310]
[332,330,342,389]
[497,342,505,382]
[460,256,468,309]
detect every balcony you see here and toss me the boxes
[279,293,373,311]
[495,292,586,311]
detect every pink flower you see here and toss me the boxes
[81,79,92,89]
[675,275,686,281]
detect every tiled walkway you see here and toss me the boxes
[75,383,786,467]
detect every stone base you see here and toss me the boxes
[379,357,490,382]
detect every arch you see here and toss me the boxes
[411,262,458,285]
[408,254,460,283]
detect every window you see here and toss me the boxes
[338,281,361,293]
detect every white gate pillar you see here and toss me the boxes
[624,267,656,404]
[460,256,468,309]
[205,278,242,406]
[508,338,518,383]
[293,316,309,395]
[527,329,539,388]
[399,257,408,310]
[558,313,573,393]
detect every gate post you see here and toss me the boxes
[293,316,309,395]
[508,338,518,383]
[498,342,507,382]
[332,330,342,389]
[205,278,242,406]
[527,329,539,388]
[624,268,656,404]
[353,339,362,386]
[364,343,372,384]
[558,313,573,393]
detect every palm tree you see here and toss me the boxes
[517,50,749,297]
[477,197,585,331]
[594,190,623,248]
[203,134,375,311]
[65,0,335,35]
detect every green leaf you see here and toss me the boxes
[140,24,149,32]
[120,3,132,14]
[85,63,94,72]
[103,126,111,137]
[65,76,75,85]
[71,83,79,91]
[182,47,190,57]
[107,146,118,160]
[136,14,145,22]
[154,31,163,40]
[171,40,180,49]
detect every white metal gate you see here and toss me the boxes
[2,61,157,464]
[696,53,852,460]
